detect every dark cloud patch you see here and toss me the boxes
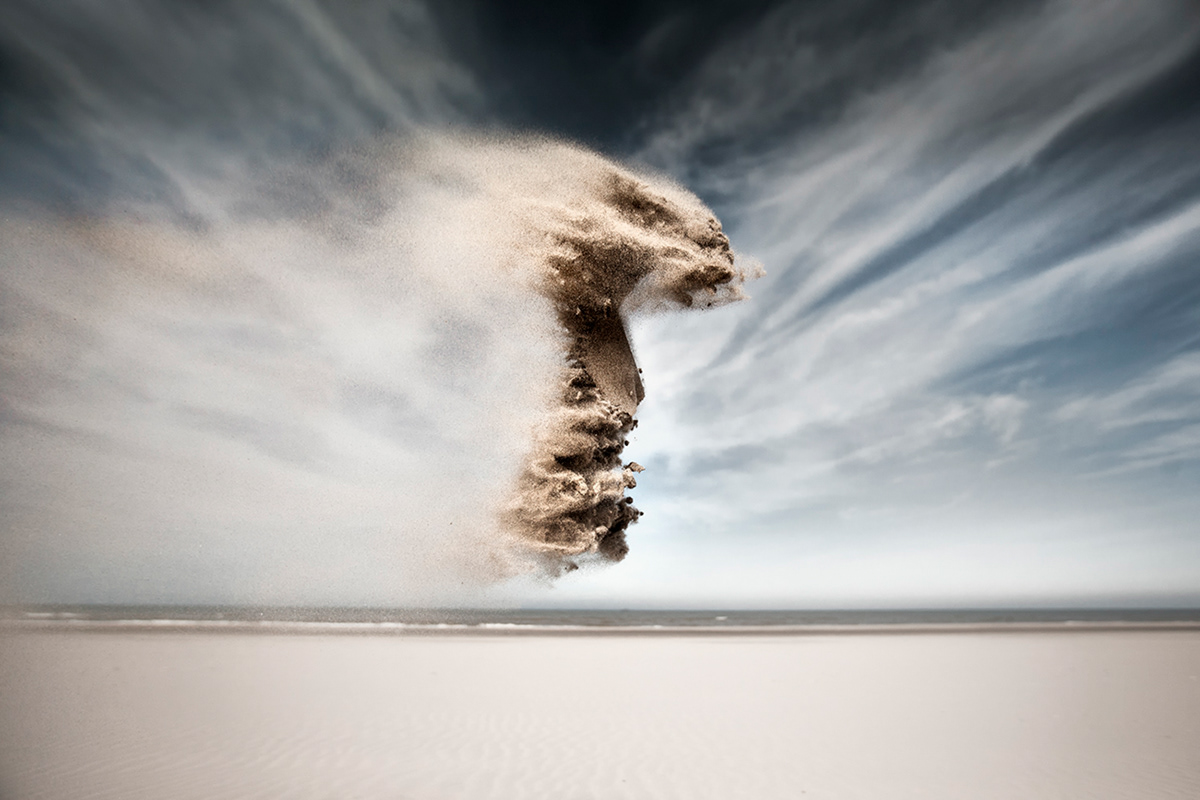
[795,152,1200,355]
[1035,40,1200,158]
[701,45,1200,377]
[426,0,780,153]
[0,0,476,212]
[938,331,1175,400]
[634,0,1040,183]
[1106,251,1200,342]
[798,167,1039,318]
[799,130,1198,322]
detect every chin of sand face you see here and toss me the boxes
[0,133,756,596]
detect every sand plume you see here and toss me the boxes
[0,133,754,595]
[452,138,756,573]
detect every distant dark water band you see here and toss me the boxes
[4,619,1200,637]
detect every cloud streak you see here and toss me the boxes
[0,158,558,603]
[0,0,478,212]
[2,0,1198,607]
[552,0,1200,606]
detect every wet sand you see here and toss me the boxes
[2,627,1198,799]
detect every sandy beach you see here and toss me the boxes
[1,626,1198,799]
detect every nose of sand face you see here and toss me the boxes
[577,314,644,417]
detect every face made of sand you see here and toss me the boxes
[501,162,750,574]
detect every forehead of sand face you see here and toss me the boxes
[409,135,723,255]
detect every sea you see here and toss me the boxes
[4,605,1199,634]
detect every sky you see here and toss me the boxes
[1,0,1199,608]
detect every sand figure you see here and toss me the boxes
[501,158,753,573]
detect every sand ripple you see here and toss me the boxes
[2,630,1198,799]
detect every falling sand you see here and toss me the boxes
[491,144,753,573]
[322,133,757,575]
[0,133,757,592]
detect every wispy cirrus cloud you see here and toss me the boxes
[0,0,479,212]
[3,0,1198,607]
[0,3,532,605]
[547,0,1200,606]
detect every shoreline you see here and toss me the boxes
[5,617,1200,635]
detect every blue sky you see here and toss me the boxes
[2,0,1198,607]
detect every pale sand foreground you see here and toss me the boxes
[1,629,1198,799]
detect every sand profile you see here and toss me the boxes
[474,143,754,573]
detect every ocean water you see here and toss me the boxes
[4,604,1200,633]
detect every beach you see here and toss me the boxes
[2,625,1198,799]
